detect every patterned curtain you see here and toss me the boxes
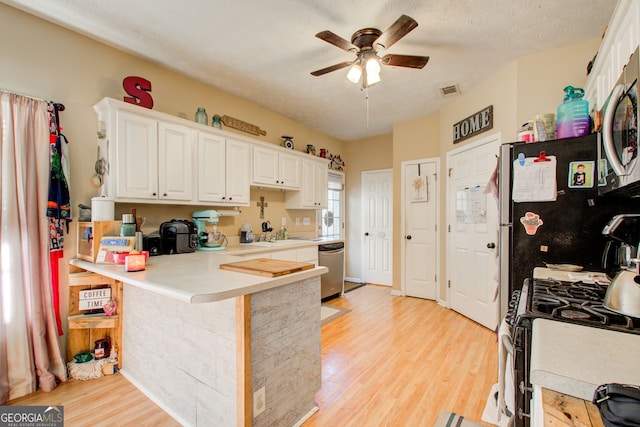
[0,91,67,404]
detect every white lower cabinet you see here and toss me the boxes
[196,132,250,206]
[239,246,319,266]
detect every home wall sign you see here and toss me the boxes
[220,115,267,136]
[452,105,493,144]
[123,76,154,109]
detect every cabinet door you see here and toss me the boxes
[197,132,226,203]
[299,159,317,207]
[279,152,301,189]
[158,122,194,201]
[314,162,329,209]
[225,139,250,205]
[116,110,158,199]
[252,145,279,186]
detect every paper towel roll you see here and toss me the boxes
[91,196,115,221]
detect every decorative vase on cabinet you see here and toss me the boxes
[195,107,208,125]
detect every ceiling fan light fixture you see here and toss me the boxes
[347,64,362,83]
[365,57,381,86]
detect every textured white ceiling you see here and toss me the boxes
[1,0,616,141]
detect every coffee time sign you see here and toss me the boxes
[452,105,493,144]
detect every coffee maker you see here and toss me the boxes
[192,210,227,251]
[602,214,640,274]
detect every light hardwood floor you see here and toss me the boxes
[6,284,498,426]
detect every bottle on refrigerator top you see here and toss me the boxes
[556,86,590,139]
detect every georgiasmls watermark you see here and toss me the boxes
[0,406,64,427]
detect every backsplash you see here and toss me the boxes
[114,187,318,239]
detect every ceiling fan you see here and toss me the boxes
[310,15,429,89]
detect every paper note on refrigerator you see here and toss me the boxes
[512,156,557,202]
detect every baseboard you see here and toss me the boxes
[292,405,319,427]
[119,369,191,427]
[390,289,402,296]
[345,276,363,284]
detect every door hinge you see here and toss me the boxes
[448,168,453,177]
[448,280,451,288]
[448,224,451,232]
[435,274,437,283]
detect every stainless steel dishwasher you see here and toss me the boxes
[318,242,344,299]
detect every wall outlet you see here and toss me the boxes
[281,216,286,227]
[303,217,310,225]
[295,217,300,226]
[253,386,266,416]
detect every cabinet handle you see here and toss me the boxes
[221,196,226,200]
[228,197,232,201]
[152,192,157,196]
[163,193,167,197]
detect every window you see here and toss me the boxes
[318,171,344,239]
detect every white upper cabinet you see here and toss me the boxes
[93,97,329,208]
[197,131,250,206]
[252,145,301,189]
[585,0,639,111]
[114,110,193,201]
[285,157,329,209]
[158,122,194,201]
[115,110,158,200]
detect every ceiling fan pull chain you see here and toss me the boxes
[366,89,370,128]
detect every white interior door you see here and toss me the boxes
[447,134,501,330]
[402,159,438,300]
[362,169,393,286]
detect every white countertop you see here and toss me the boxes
[70,248,327,304]
[530,318,640,400]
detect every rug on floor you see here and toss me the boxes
[321,304,350,325]
[433,411,484,427]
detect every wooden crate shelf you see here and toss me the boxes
[68,314,119,329]
[66,270,123,366]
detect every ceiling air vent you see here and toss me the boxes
[440,84,460,97]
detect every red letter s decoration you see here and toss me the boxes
[123,76,154,109]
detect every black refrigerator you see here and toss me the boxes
[498,133,640,318]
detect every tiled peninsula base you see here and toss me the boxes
[122,276,321,427]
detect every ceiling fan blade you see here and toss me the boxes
[381,54,429,69]
[375,15,418,50]
[315,30,354,52]
[310,61,354,76]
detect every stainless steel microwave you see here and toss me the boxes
[598,46,640,196]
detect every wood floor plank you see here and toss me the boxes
[5,284,498,426]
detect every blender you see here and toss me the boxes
[192,210,228,251]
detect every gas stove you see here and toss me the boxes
[522,278,640,334]
[505,277,640,427]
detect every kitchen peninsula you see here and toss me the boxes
[70,248,328,427]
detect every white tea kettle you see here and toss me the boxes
[604,260,640,318]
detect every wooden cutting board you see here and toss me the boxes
[219,258,315,277]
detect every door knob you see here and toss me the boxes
[406,235,412,240]
[487,242,496,249]
[364,232,369,236]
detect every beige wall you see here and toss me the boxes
[0,3,346,349]
[391,115,441,288]
[343,37,600,297]
[434,38,600,300]
[343,133,393,279]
